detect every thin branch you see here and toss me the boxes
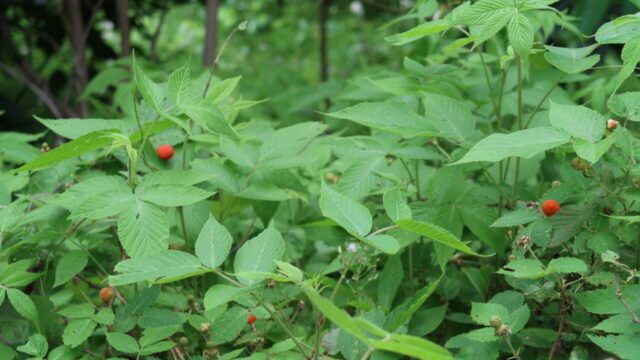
[615,272,640,323]
[0,61,63,117]
[150,2,168,63]
[81,0,107,46]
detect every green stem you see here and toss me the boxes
[213,271,311,357]
[414,160,421,200]
[478,49,500,118]
[399,158,417,198]
[480,162,511,203]
[504,335,522,360]
[408,244,415,294]
[524,74,565,129]
[512,57,523,207]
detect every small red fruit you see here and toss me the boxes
[99,287,114,303]
[541,200,560,217]
[247,313,256,325]
[157,144,174,160]
[607,119,619,130]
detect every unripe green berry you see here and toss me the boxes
[179,337,189,346]
[205,340,216,349]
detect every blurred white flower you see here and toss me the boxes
[346,242,358,253]
[350,1,364,15]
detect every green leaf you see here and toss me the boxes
[274,260,304,282]
[385,20,451,46]
[423,93,477,142]
[206,76,242,103]
[93,308,115,325]
[133,54,164,112]
[62,319,97,348]
[136,184,214,207]
[549,205,595,247]
[573,136,615,163]
[109,250,208,286]
[57,304,95,319]
[117,200,169,258]
[210,307,249,344]
[234,225,285,286]
[387,276,442,331]
[377,256,403,310]
[179,98,238,139]
[508,13,534,60]
[491,209,539,227]
[397,219,491,257]
[575,285,640,315]
[36,116,135,139]
[456,0,513,24]
[168,61,193,106]
[70,189,133,221]
[548,257,588,274]
[12,130,116,173]
[595,14,640,44]
[258,122,327,169]
[325,102,439,138]
[383,187,412,222]
[139,326,180,347]
[106,333,140,354]
[320,182,372,237]
[302,284,368,341]
[361,234,400,254]
[544,45,600,74]
[549,101,606,142]
[608,91,640,121]
[453,127,570,164]
[616,36,640,90]
[497,259,546,279]
[369,333,454,360]
[53,250,88,287]
[7,288,39,324]
[588,334,640,360]
[409,304,448,336]
[471,302,510,326]
[195,215,232,268]
[16,334,48,357]
[203,284,256,310]
[139,169,216,186]
[139,341,175,356]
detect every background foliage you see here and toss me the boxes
[2,0,640,359]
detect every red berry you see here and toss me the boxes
[607,119,619,130]
[157,144,174,160]
[247,313,256,325]
[542,200,560,217]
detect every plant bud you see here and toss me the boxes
[489,315,503,329]
[495,324,511,337]
[199,322,211,333]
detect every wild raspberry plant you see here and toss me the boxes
[1,1,640,360]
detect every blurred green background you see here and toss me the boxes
[1,0,637,133]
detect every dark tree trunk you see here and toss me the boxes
[116,0,130,57]
[320,0,331,109]
[320,0,331,83]
[62,0,88,117]
[203,0,219,67]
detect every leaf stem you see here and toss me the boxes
[524,73,565,129]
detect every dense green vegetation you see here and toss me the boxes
[2,1,640,359]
